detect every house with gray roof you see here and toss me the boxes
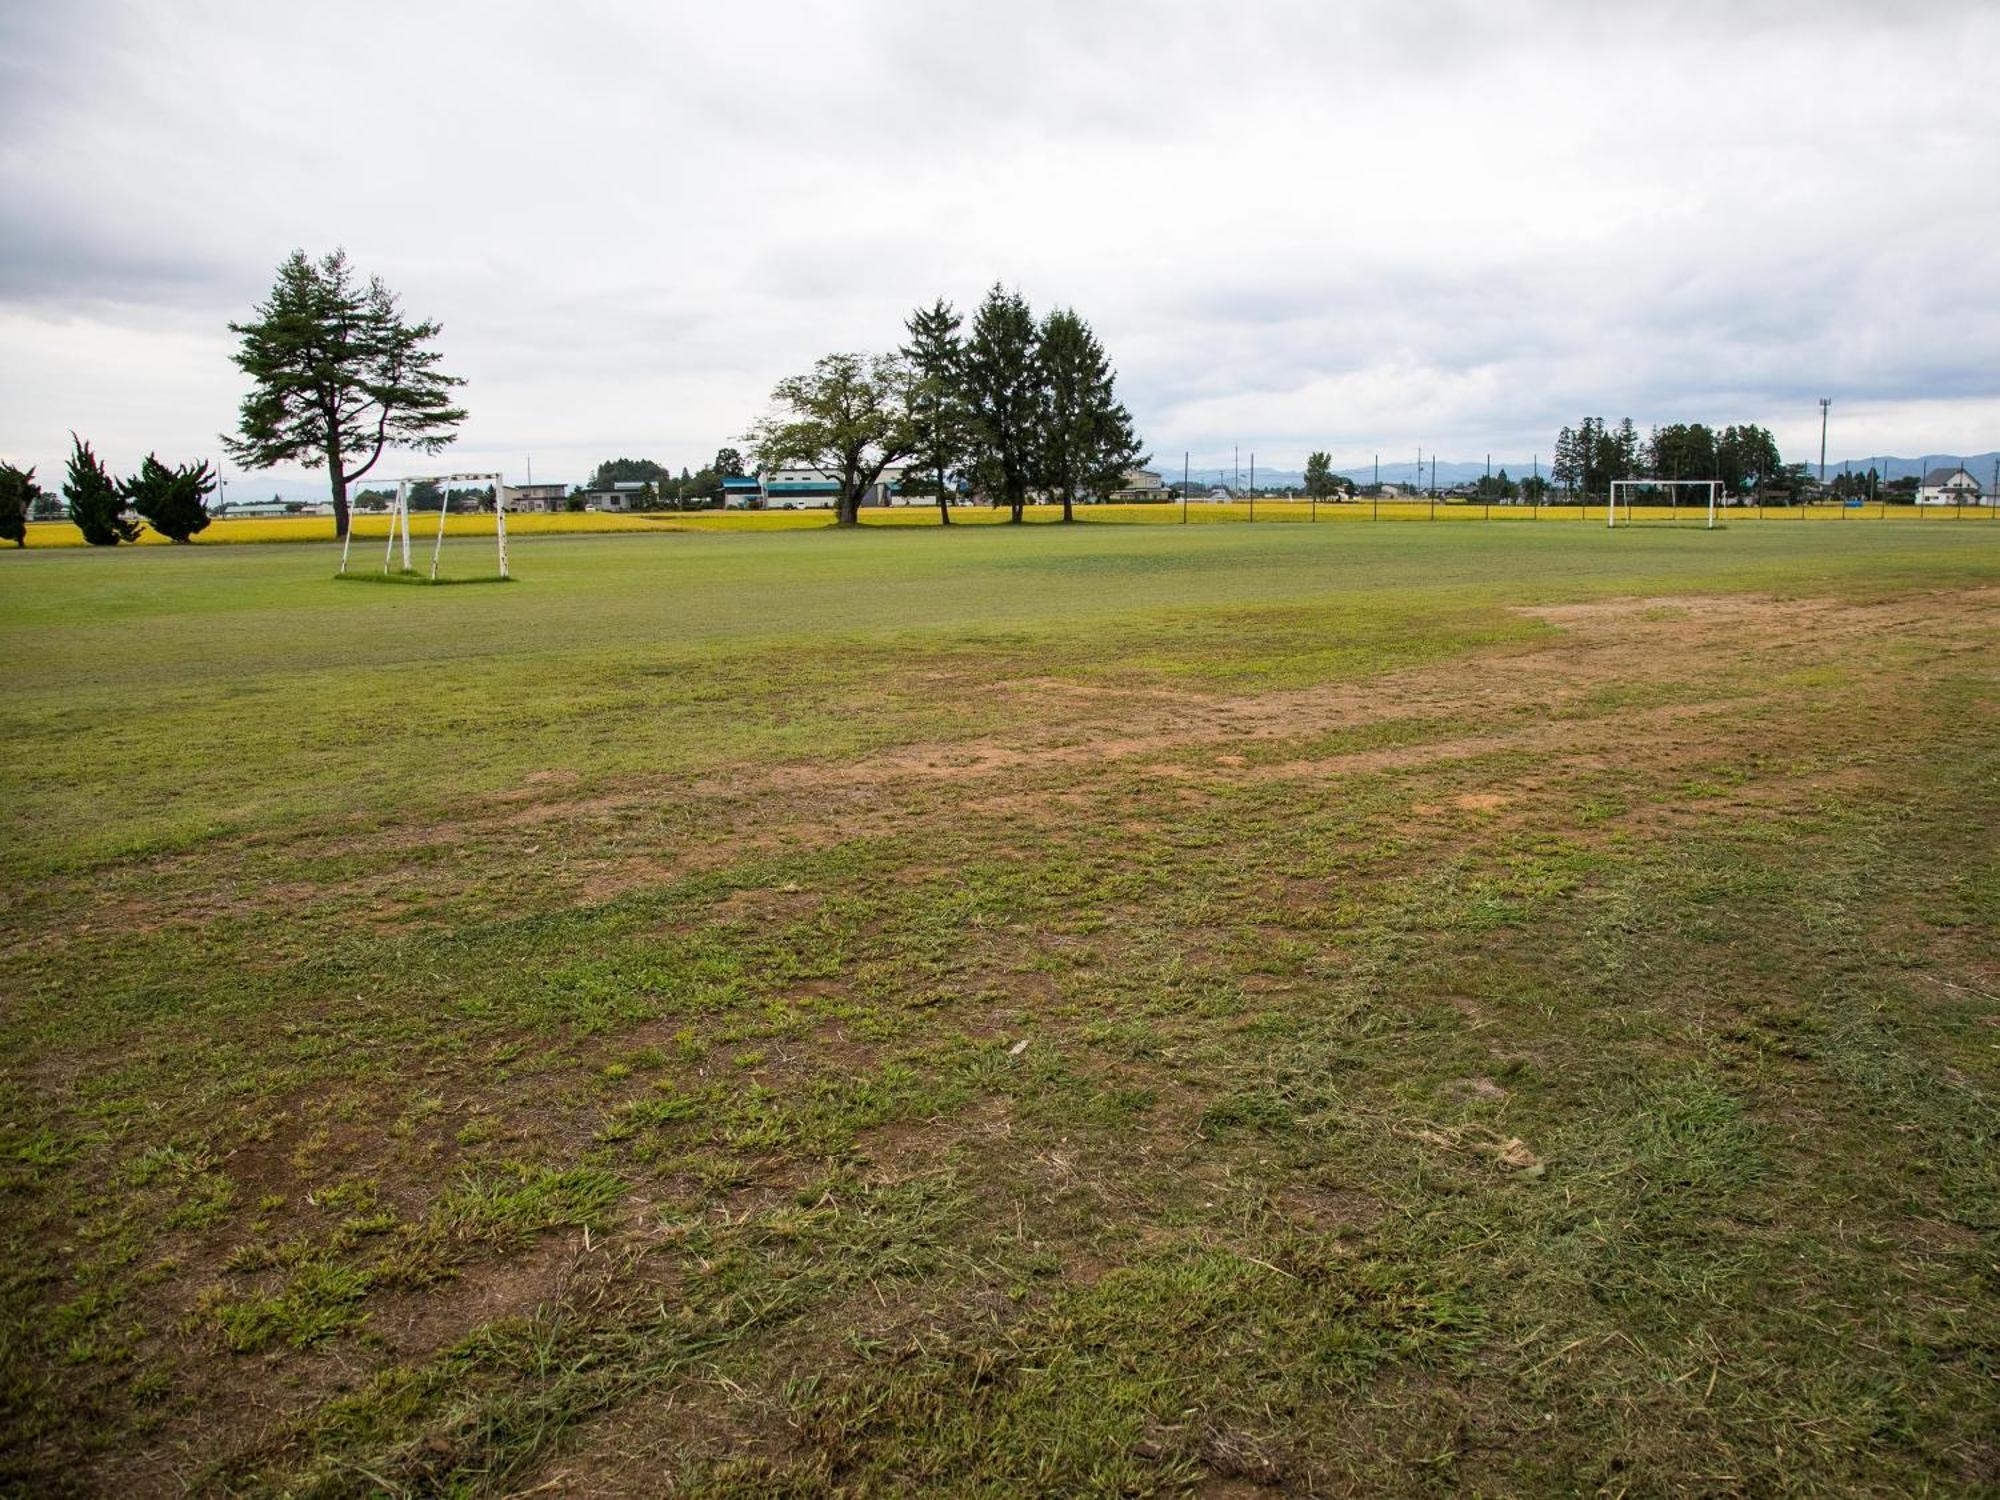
[1916,465,1987,506]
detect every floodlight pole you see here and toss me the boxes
[1818,398,1830,488]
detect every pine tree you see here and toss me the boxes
[64,436,136,545]
[122,455,216,543]
[1613,418,1641,482]
[959,285,1042,523]
[899,298,969,525]
[1553,425,1579,497]
[225,249,466,538]
[0,462,43,547]
[1033,308,1143,522]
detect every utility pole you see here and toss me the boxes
[1249,452,1255,522]
[1182,452,1188,524]
[1818,397,1830,494]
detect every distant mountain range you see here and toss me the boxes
[1176,451,2000,491]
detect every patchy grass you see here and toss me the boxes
[1,522,1995,1495]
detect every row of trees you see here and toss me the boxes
[218,252,1147,537]
[0,439,216,547]
[1552,418,1788,498]
[749,285,1145,526]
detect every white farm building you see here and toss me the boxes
[1916,466,1989,506]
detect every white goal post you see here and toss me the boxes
[339,472,511,579]
[1608,479,1720,530]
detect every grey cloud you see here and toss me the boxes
[1,0,1996,483]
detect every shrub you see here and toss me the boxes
[122,455,216,543]
[0,462,42,546]
[64,435,137,546]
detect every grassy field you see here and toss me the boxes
[17,496,1996,547]
[2,522,1995,1495]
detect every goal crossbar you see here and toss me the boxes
[1608,479,1720,530]
[340,472,511,579]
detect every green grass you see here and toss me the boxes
[1,521,1995,1495]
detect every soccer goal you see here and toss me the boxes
[1608,479,1720,530]
[339,472,511,580]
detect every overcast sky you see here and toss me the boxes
[2,0,1996,492]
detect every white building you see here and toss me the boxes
[586,481,656,512]
[1916,466,1988,506]
[1109,467,1166,501]
[505,483,569,513]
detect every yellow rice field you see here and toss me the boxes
[15,498,1985,546]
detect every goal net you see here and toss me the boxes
[1608,479,1720,530]
[340,472,511,580]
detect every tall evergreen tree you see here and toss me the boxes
[0,462,43,547]
[1552,425,1580,497]
[1033,308,1143,522]
[959,285,1042,523]
[64,436,136,545]
[1612,418,1641,482]
[224,249,466,538]
[899,298,969,526]
[121,455,216,542]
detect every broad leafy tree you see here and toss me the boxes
[64,436,136,545]
[713,447,746,479]
[746,352,914,526]
[1717,424,1782,495]
[1303,452,1338,500]
[899,298,970,525]
[225,249,466,538]
[122,455,216,542]
[1647,422,1718,482]
[588,457,671,488]
[1034,308,1143,522]
[959,285,1042,523]
[0,463,44,546]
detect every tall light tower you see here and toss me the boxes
[1818,398,1831,487]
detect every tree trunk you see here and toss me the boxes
[936,480,951,526]
[837,490,861,526]
[1061,487,1075,523]
[326,435,351,539]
